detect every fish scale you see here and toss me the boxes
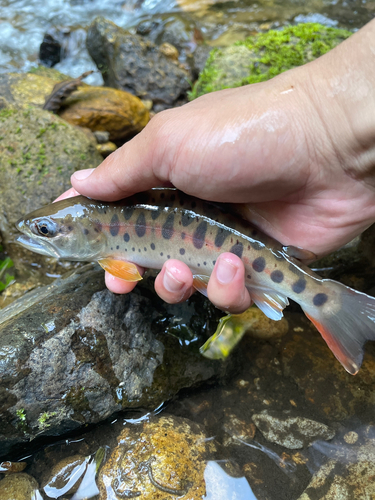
[16,188,375,375]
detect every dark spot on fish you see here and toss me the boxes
[179,198,185,206]
[123,207,134,220]
[132,247,135,252]
[124,233,130,242]
[160,192,165,199]
[203,261,207,266]
[68,226,73,232]
[181,232,186,240]
[144,247,147,251]
[191,201,196,209]
[151,197,156,203]
[179,248,185,255]
[181,212,194,227]
[160,252,163,256]
[83,228,89,235]
[170,194,176,202]
[162,213,175,239]
[135,212,146,238]
[151,207,163,220]
[150,243,155,250]
[213,260,216,265]
[215,228,231,248]
[110,214,120,237]
[138,249,141,252]
[252,230,258,236]
[271,270,284,283]
[230,242,243,259]
[96,205,107,214]
[252,257,266,272]
[292,277,306,294]
[250,240,263,251]
[313,293,328,306]
[247,274,251,279]
[193,221,207,249]
[167,255,170,259]
[198,263,200,267]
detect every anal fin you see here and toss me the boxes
[193,275,210,298]
[98,258,142,282]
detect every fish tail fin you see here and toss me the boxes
[302,281,375,375]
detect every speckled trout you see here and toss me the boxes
[16,188,375,375]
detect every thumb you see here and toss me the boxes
[71,122,167,201]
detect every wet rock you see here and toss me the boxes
[191,23,352,99]
[0,461,26,473]
[86,17,190,110]
[96,141,117,157]
[281,324,375,421]
[59,85,149,143]
[98,415,216,499]
[42,454,88,498]
[0,473,39,499]
[39,27,87,68]
[299,426,375,499]
[0,103,101,265]
[0,266,228,458]
[252,410,335,449]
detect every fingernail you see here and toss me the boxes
[72,168,95,181]
[163,269,184,293]
[216,257,236,284]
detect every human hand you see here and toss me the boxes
[58,20,375,312]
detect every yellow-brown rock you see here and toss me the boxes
[59,86,150,142]
[98,415,216,499]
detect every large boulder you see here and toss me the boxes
[0,265,228,458]
[190,23,352,99]
[87,17,191,111]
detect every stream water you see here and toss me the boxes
[1,0,375,499]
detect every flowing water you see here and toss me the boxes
[1,0,375,499]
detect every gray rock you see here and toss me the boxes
[0,104,101,265]
[0,266,227,458]
[86,16,190,110]
[252,410,335,449]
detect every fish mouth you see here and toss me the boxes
[15,235,60,258]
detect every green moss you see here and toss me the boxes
[0,256,14,291]
[0,108,16,120]
[37,411,57,430]
[190,23,352,99]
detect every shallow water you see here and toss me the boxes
[1,0,375,498]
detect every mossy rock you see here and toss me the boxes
[190,23,352,99]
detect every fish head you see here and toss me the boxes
[15,196,107,261]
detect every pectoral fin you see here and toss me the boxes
[98,258,142,282]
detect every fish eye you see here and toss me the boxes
[33,218,58,238]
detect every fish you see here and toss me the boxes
[15,188,375,375]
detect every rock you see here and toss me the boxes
[39,27,87,68]
[252,410,335,449]
[0,103,101,266]
[0,473,39,500]
[58,85,149,142]
[281,324,375,421]
[86,17,191,110]
[98,415,216,499]
[96,141,117,157]
[190,23,352,99]
[0,266,227,458]
[298,426,375,499]
[42,454,88,498]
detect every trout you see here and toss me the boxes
[15,189,375,374]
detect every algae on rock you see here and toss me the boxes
[190,23,352,99]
